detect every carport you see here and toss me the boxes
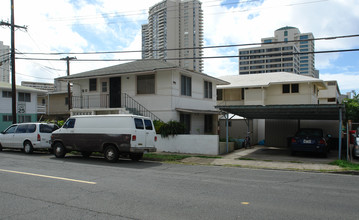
[216,104,345,159]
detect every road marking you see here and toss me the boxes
[241,202,250,205]
[0,169,97,185]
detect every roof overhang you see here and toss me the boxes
[215,104,345,120]
[176,108,220,115]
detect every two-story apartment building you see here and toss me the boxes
[0,82,47,131]
[56,60,228,134]
[216,72,343,147]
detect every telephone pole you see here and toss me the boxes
[1,0,27,124]
[60,56,76,110]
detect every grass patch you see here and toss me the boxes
[330,160,359,170]
[143,153,221,162]
[143,153,192,161]
[237,157,255,160]
[289,161,303,164]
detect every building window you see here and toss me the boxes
[102,82,107,92]
[137,74,155,94]
[89,78,97,91]
[204,115,213,133]
[217,89,223,100]
[18,115,31,123]
[204,81,212,99]
[242,88,245,100]
[283,84,290,93]
[180,114,191,134]
[181,75,192,96]
[291,84,299,93]
[283,84,299,93]
[2,91,12,98]
[328,98,336,102]
[2,115,12,122]
[18,92,31,102]
[65,97,69,105]
[284,30,288,36]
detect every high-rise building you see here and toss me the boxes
[142,0,204,72]
[239,26,318,78]
[0,41,10,83]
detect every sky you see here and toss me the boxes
[0,0,358,94]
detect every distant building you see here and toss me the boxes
[239,26,318,78]
[21,81,55,92]
[142,0,204,72]
[0,41,10,83]
[0,81,47,131]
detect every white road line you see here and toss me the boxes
[0,169,97,185]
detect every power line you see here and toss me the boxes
[15,48,359,62]
[15,33,359,56]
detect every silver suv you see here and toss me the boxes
[0,123,59,154]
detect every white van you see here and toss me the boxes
[0,123,59,154]
[51,115,157,162]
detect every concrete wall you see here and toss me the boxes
[156,135,220,155]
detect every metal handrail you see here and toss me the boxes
[122,93,161,121]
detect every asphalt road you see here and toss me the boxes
[0,150,358,220]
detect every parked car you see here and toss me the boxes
[0,122,59,154]
[51,114,157,162]
[290,128,329,157]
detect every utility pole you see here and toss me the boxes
[0,0,27,124]
[60,56,76,110]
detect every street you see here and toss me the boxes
[0,150,358,220]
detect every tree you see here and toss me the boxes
[343,90,359,122]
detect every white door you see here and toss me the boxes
[0,125,17,148]
[134,118,146,148]
[144,119,156,148]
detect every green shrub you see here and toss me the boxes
[157,120,186,138]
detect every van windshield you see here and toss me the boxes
[63,119,75,129]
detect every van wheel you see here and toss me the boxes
[24,141,34,154]
[81,152,92,158]
[54,142,66,158]
[0,143,3,152]
[104,146,119,163]
[130,153,143,161]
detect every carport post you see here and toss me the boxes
[226,112,229,153]
[338,107,342,160]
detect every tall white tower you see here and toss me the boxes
[142,0,204,72]
[0,41,10,83]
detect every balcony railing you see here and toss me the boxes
[72,93,161,121]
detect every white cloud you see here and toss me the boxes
[0,0,358,94]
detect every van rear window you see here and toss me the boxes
[144,119,153,130]
[134,118,144,129]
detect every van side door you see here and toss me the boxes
[14,124,29,149]
[144,119,156,148]
[134,118,146,148]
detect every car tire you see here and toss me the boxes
[54,142,66,158]
[129,153,143,161]
[81,152,92,158]
[0,143,3,152]
[104,146,119,163]
[23,141,34,154]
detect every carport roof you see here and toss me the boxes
[216,104,345,120]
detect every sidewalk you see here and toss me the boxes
[181,146,344,172]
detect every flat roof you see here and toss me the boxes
[216,104,345,120]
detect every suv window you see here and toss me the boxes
[63,119,75,129]
[40,124,58,133]
[4,125,17,134]
[144,119,153,130]
[134,118,144,129]
[27,124,36,133]
[15,124,28,133]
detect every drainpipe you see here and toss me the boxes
[338,106,342,160]
[226,112,229,153]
